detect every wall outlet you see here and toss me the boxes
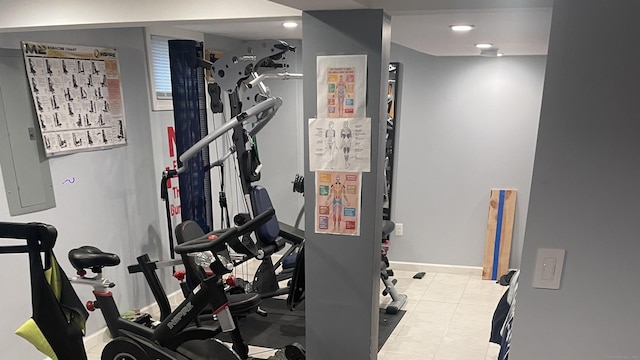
[395,223,403,236]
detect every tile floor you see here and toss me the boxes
[85,266,506,360]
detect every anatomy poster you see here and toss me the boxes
[22,41,127,157]
[315,171,361,236]
[317,55,367,119]
[309,117,371,172]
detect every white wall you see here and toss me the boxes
[389,43,546,268]
[511,1,640,358]
[0,28,167,360]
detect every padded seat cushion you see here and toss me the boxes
[68,246,120,270]
[282,253,297,270]
[250,186,280,245]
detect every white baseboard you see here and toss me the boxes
[389,261,483,276]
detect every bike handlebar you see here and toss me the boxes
[0,222,57,254]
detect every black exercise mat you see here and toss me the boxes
[218,298,405,351]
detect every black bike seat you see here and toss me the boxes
[69,246,120,270]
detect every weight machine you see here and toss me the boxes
[161,39,304,300]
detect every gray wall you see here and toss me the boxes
[253,39,305,225]
[389,43,546,268]
[0,28,164,359]
[302,10,390,359]
[511,1,640,358]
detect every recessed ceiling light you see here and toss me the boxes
[497,53,504,57]
[449,25,474,32]
[475,43,493,49]
[282,22,298,29]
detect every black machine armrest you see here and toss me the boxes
[259,237,286,258]
[278,222,305,245]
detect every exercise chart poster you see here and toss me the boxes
[317,55,367,119]
[22,41,127,157]
[315,171,361,236]
[308,117,371,172]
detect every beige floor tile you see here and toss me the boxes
[381,336,442,357]
[464,278,506,293]
[407,301,457,327]
[486,343,501,359]
[434,343,488,360]
[442,327,491,349]
[459,291,505,307]
[448,304,494,334]
[421,286,465,303]
[431,273,471,285]
[426,280,468,294]
[382,350,436,360]
[248,345,279,359]
[86,342,106,360]
[394,322,448,342]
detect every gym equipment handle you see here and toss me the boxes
[0,222,57,253]
[174,228,239,255]
[237,208,275,235]
[175,208,275,254]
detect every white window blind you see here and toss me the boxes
[150,35,172,100]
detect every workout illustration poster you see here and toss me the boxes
[315,171,361,236]
[22,41,127,157]
[317,55,367,119]
[308,117,371,172]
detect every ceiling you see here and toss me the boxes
[177,0,553,57]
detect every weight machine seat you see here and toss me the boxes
[282,253,297,270]
[68,246,121,270]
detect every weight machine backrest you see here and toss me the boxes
[250,185,281,246]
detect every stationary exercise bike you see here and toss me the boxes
[68,209,289,360]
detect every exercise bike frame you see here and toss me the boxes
[71,266,234,351]
[71,209,274,360]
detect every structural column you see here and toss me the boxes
[302,9,391,359]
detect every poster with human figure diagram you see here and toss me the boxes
[308,117,371,172]
[317,55,367,119]
[22,41,127,157]
[315,170,361,236]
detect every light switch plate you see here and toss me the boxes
[533,248,566,289]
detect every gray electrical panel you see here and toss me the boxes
[0,48,56,215]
